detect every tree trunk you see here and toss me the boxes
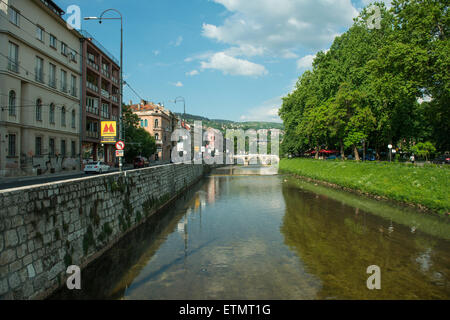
[315,146,319,159]
[340,140,345,160]
[353,145,360,161]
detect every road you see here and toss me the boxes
[0,167,135,191]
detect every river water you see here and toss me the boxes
[51,166,450,300]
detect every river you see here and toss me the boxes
[50,165,450,300]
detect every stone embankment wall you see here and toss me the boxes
[0,163,206,299]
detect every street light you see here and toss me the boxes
[84,9,124,172]
[170,96,186,127]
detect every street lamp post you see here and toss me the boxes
[172,96,186,126]
[85,9,123,172]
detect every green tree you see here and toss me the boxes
[411,141,437,161]
[122,105,156,163]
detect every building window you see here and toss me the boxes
[61,42,68,56]
[35,137,42,156]
[49,63,56,88]
[36,99,42,121]
[61,140,66,157]
[49,138,55,156]
[8,42,19,73]
[101,103,109,119]
[145,119,148,127]
[61,107,66,127]
[8,134,16,157]
[50,34,57,48]
[9,7,20,26]
[70,75,77,96]
[36,26,44,42]
[155,133,159,141]
[155,119,159,128]
[49,103,55,124]
[60,70,67,92]
[86,96,99,114]
[71,141,76,157]
[69,49,77,63]
[35,56,44,82]
[8,90,16,116]
[71,110,76,128]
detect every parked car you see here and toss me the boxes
[432,155,450,164]
[364,154,376,161]
[84,161,110,174]
[133,157,150,168]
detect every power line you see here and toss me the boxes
[124,81,144,102]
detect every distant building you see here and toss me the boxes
[80,30,120,166]
[0,0,82,177]
[129,100,177,162]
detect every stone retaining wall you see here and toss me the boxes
[0,163,206,299]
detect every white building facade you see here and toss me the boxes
[0,0,82,177]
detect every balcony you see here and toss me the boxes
[112,76,119,85]
[60,83,68,93]
[87,59,99,71]
[111,95,119,103]
[101,89,110,99]
[101,69,110,78]
[8,60,19,73]
[86,81,98,93]
[86,130,99,139]
[101,110,110,119]
[87,105,99,115]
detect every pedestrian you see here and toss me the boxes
[410,154,415,164]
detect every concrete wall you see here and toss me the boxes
[0,163,207,300]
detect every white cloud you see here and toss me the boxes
[171,81,184,87]
[203,0,359,57]
[296,54,316,69]
[361,0,392,8]
[200,52,268,77]
[174,36,183,47]
[153,50,160,56]
[239,96,282,122]
[186,70,199,76]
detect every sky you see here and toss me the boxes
[57,0,391,123]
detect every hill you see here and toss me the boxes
[175,113,284,132]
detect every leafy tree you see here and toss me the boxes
[122,104,156,163]
[411,141,437,161]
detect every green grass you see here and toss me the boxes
[280,158,450,215]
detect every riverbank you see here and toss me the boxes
[279,158,450,215]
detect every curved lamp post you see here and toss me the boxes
[85,9,124,172]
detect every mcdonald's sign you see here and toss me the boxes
[101,121,117,144]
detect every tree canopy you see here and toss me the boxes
[279,0,449,160]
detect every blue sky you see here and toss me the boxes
[58,0,390,122]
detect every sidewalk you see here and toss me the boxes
[0,170,84,184]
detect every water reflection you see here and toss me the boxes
[50,167,449,300]
[281,179,450,299]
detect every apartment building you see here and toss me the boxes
[130,100,177,162]
[80,30,120,166]
[0,0,82,177]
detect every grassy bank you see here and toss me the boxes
[279,158,450,215]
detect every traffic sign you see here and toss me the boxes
[116,150,124,157]
[115,141,125,150]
